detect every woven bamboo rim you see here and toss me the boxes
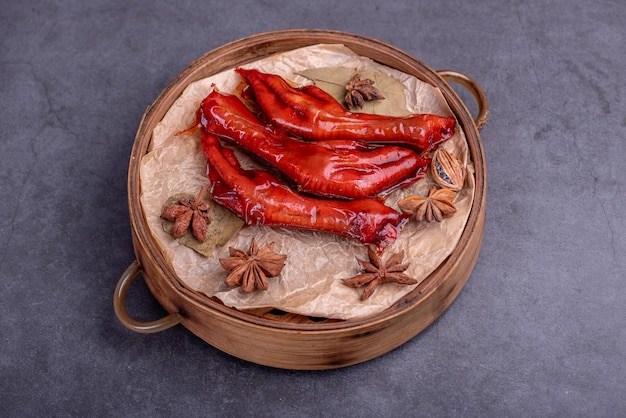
[117,29,488,369]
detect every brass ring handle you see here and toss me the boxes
[113,260,183,333]
[438,70,490,131]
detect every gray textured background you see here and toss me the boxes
[2,0,625,416]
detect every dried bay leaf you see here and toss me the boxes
[297,67,355,103]
[161,193,245,257]
[297,67,409,116]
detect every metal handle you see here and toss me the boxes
[113,260,183,333]
[438,70,490,131]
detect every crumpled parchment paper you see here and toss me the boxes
[139,44,473,320]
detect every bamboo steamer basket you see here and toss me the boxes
[114,29,489,370]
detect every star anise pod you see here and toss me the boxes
[219,238,287,293]
[342,246,418,300]
[161,188,211,242]
[344,74,385,109]
[397,186,457,223]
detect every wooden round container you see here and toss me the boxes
[114,29,489,370]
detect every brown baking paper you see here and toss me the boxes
[139,44,473,320]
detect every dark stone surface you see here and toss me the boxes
[1,1,625,416]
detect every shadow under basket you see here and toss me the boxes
[114,29,489,370]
